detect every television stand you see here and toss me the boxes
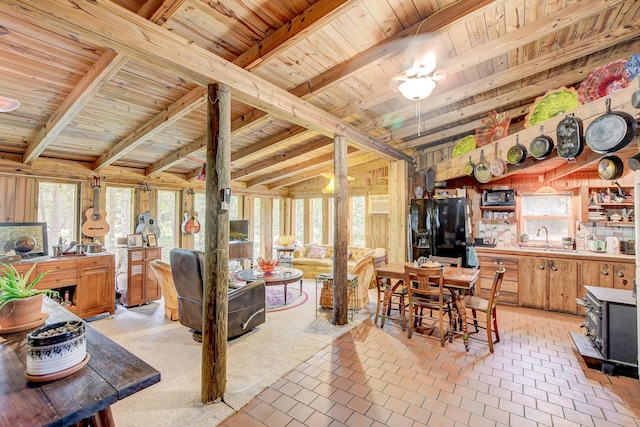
[229,240,253,268]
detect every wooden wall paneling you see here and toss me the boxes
[0,176,16,222]
[15,176,32,222]
[388,160,408,262]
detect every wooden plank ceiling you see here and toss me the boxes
[1,0,640,191]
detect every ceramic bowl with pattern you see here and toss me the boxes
[26,321,86,376]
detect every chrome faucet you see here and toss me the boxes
[536,226,550,249]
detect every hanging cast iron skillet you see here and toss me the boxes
[556,113,584,162]
[464,156,475,176]
[598,155,624,180]
[629,137,640,171]
[474,150,492,183]
[529,125,554,160]
[585,98,638,154]
[507,135,527,165]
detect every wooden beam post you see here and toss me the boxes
[332,135,348,325]
[202,83,231,403]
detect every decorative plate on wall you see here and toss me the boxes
[578,59,629,104]
[525,87,580,127]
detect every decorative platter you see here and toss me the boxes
[525,87,580,127]
[475,110,510,147]
[578,59,629,104]
[624,54,640,80]
[451,135,476,157]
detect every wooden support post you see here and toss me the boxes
[202,83,231,403]
[332,135,348,325]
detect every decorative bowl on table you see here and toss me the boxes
[26,320,87,376]
[256,257,280,273]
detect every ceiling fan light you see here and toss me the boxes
[398,77,436,100]
[0,95,20,112]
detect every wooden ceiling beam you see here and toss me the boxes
[9,0,411,161]
[231,126,312,162]
[94,86,206,171]
[234,0,360,71]
[232,137,332,180]
[142,0,187,24]
[244,146,358,186]
[22,49,128,165]
[146,136,207,176]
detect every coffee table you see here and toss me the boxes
[237,268,303,305]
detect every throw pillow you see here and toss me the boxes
[307,245,328,259]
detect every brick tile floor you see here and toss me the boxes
[221,305,640,426]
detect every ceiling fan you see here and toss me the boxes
[389,37,445,101]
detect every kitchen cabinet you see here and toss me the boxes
[118,247,162,307]
[518,257,578,313]
[3,254,115,318]
[477,254,518,304]
[578,261,635,314]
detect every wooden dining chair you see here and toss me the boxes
[428,255,463,267]
[404,265,453,346]
[463,265,506,352]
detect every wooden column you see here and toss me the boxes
[332,135,348,325]
[202,83,231,403]
[261,197,273,259]
[388,160,409,263]
[282,197,292,236]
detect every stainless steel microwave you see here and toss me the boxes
[483,189,516,206]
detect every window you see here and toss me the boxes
[38,181,79,245]
[192,192,206,251]
[294,199,304,243]
[311,198,322,243]
[157,190,178,261]
[105,186,134,251]
[272,198,281,241]
[253,198,261,259]
[351,196,365,247]
[521,193,572,243]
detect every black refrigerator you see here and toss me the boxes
[409,197,472,266]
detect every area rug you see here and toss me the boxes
[265,286,308,311]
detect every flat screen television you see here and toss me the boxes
[229,220,249,241]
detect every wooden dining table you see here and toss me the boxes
[375,262,480,350]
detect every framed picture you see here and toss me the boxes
[0,222,48,257]
[127,233,143,248]
[146,234,158,247]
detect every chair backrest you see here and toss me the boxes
[488,266,506,308]
[350,254,375,287]
[404,265,444,298]
[428,255,462,267]
[169,248,205,331]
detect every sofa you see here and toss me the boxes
[292,244,386,279]
[169,248,266,341]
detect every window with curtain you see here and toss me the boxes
[521,193,572,243]
[104,186,133,252]
[351,196,365,247]
[311,198,322,243]
[38,181,79,246]
[157,190,178,261]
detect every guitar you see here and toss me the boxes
[181,188,201,234]
[82,176,110,237]
[135,211,158,237]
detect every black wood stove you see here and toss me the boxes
[571,286,638,376]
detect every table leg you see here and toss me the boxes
[299,279,303,296]
[284,284,288,305]
[450,289,469,351]
[375,276,382,325]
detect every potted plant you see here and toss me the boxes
[0,262,55,330]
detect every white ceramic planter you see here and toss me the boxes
[26,321,86,376]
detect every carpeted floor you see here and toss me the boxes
[89,278,375,426]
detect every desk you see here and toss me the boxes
[237,268,303,305]
[0,298,160,426]
[375,262,479,350]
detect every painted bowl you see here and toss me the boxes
[26,320,86,376]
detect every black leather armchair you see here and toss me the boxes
[169,248,266,341]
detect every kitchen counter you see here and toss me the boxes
[474,245,635,263]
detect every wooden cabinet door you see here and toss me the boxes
[144,248,162,303]
[478,255,518,304]
[126,249,145,307]
[547,259,578,314]
[613,263,635,291]
[77,256,115,317]
[518,257,547,309]
[579,261,613,315]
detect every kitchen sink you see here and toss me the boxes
[515,245,581,254]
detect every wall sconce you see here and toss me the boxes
[196,163,206,182]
